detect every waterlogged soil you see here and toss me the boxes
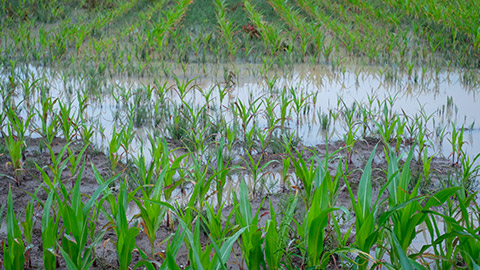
[0,137,458,269]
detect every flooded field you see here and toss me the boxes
[5,63,479,162]
[1,0,480,269]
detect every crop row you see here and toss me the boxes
[1,0,479,72]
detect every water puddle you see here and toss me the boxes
[1,63,479,187]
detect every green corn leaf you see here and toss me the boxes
[177,218,204,270]
[391,231,413,270]
[358,146,376,216]
[211,227,246,270]
[4,186,25,270]
[59,245,78,270]
[424,187,461,209]
[83,163,120,215]
[42,191,57,270]
[239,180,252,226]
[265,199,281,270]
[307,207,344,267]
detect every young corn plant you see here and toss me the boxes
[224,122,239,156]
[382,147,461,267]
[158,229,185,269]
[120,117,136,166]
[129,157,177,258]
[414,118,429,164]
[279,88,292,128]
[265,195,298,269]
[21,199,34,269]
[262,95,279,128]
[38,141,73,188]
[177,211,246,270]
[242,151,276,196]
[243,0,283,55]
[256,125,277,155]
[234,180,266,270]
[201,202,235,244]
[66,143,90,184]
[79,123,94,151]
[41,191,60,270]
[58,100,79,142]
[4,126,24,185]
[214,138,234,206]
[109,125,124,174]
[342,103,360,164]
[234,96,263,143]
[458,151,480,190]
[5,105,33,145]
[287,147,317,208]
[374,110,399,150]
[130,146,161,196]
[36,109,59,150]
[448,123,465,166]
[35,93,58,146]
[215,0,238,59]
[161,143,188,203]
[431,188,480,268]
[56,163,115,270]
[296,174,349,268]
[3,186,25,270]
[290,88,313,132]
[114,182,140,270]
[344,146,387,269]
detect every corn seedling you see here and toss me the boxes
[4,126,24,185]
[109,125,124,174]
[56,162,115,269]
[21,199,34,269]
[287,147,318,208]
[215,0,238,59]
[296,173,348,268]
[114,182,140,270]
[448,123,465,166]
[233,180,266,269]
[35,108,59,150]
[3,186,25,270]
[214,138,233,206]
[66,143,90,183]
[458,151,480,190]
[58,100,79,142]
[5,105,33,145]
[343,146,388,269]
[41,191,60,270]
[242,151,276,196]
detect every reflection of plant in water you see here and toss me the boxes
[318,109,330,130]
